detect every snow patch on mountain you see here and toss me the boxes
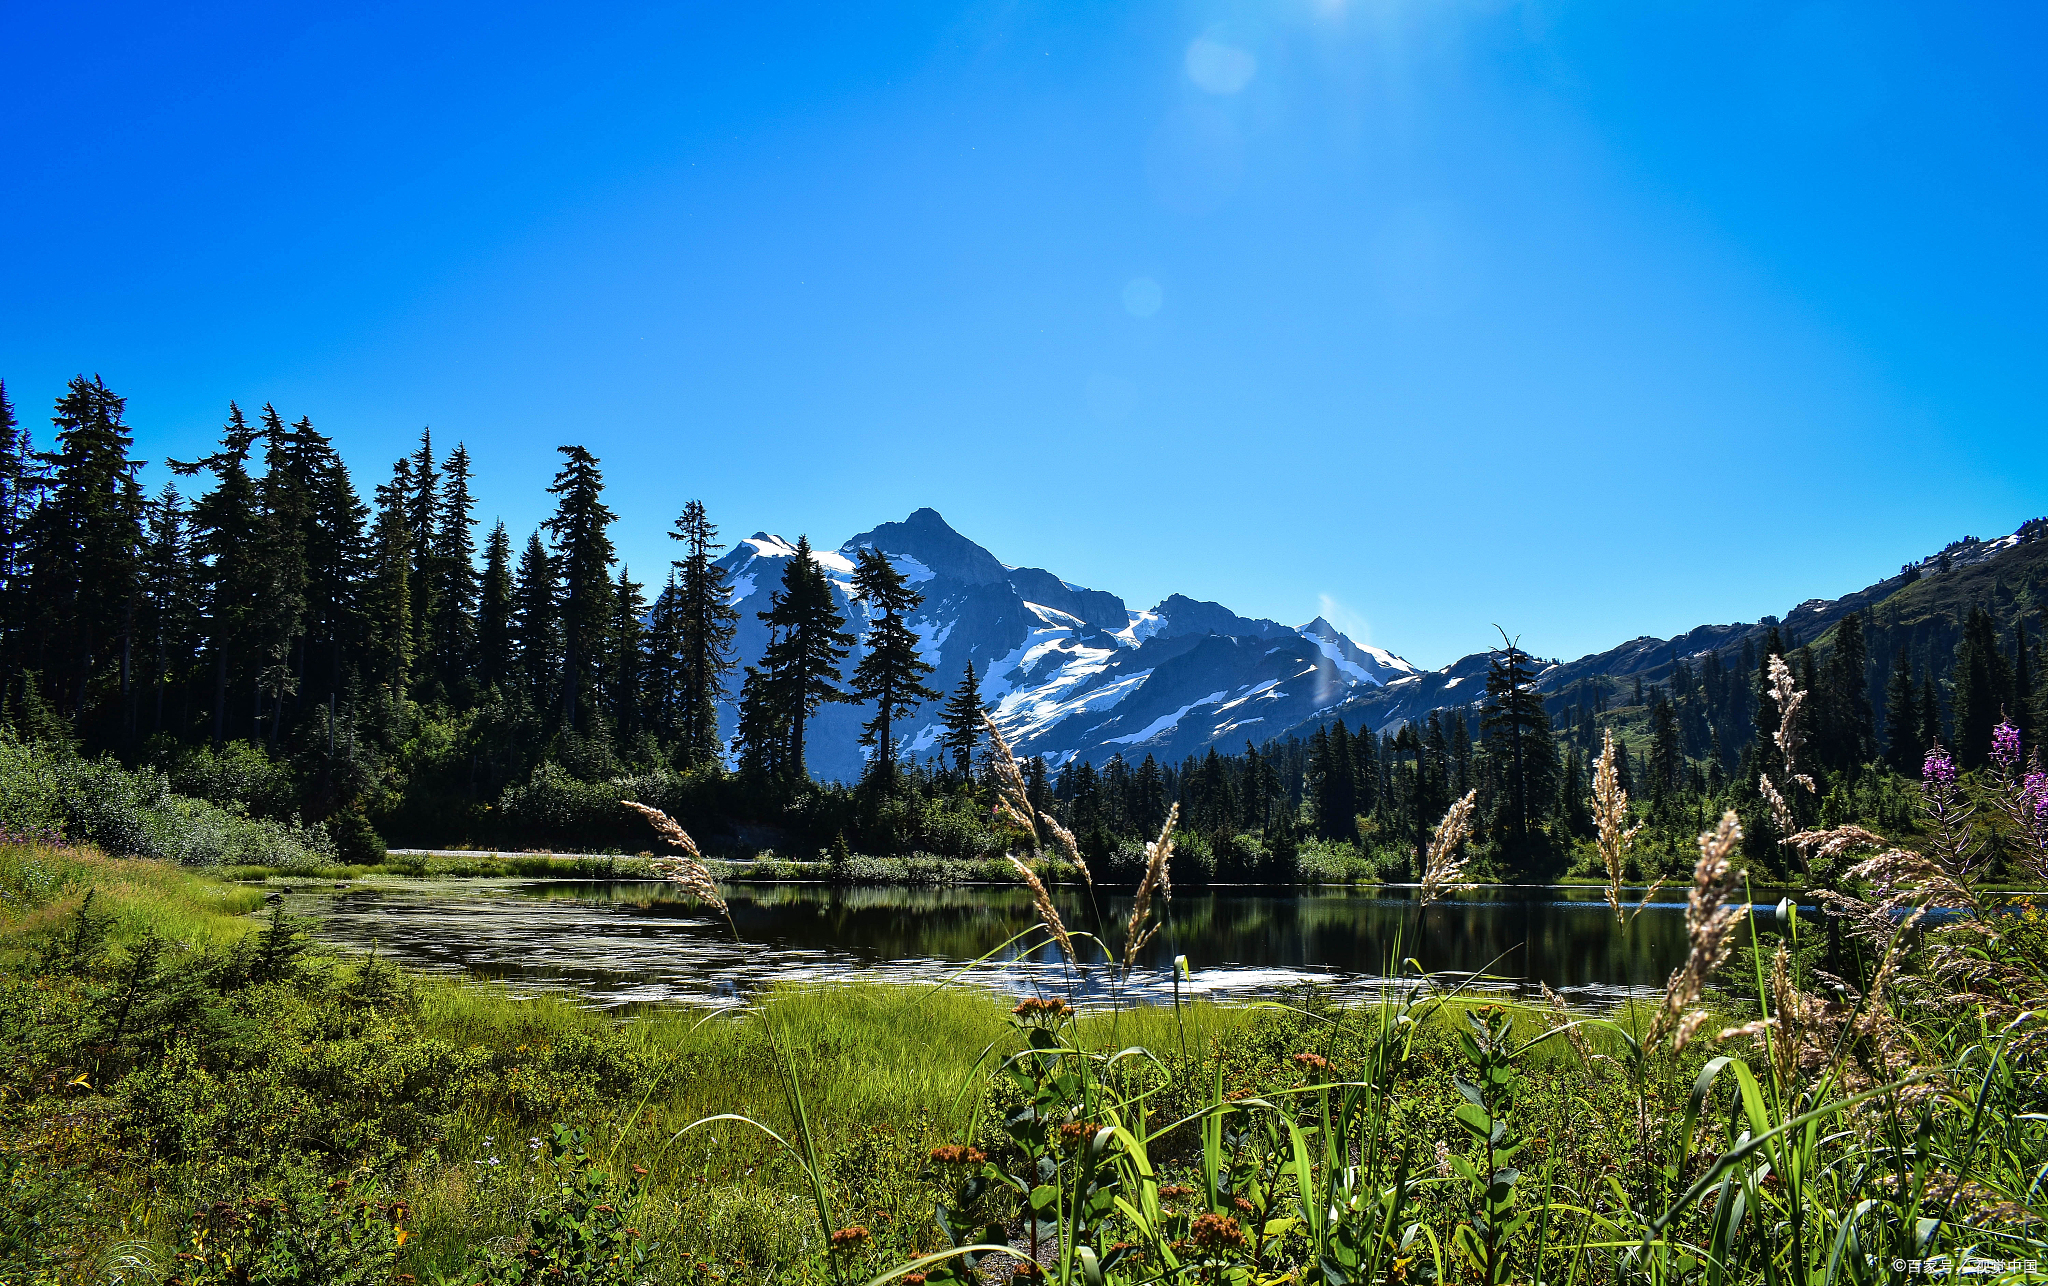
[1108,691,1229,745]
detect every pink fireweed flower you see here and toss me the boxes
[1923,748,1957,788]
[2025,771,2048,820]
[1993,721,2022,769]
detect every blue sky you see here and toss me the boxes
[3,1,2042,668]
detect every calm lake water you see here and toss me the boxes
[286,878,1798,1010]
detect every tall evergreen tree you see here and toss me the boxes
[756,536,852,782]
[429,443,481,698]
[541,446,617,731]
[2011,626,2034,749]
[138,485,199,734]
[404,429,441,677]
[249,406,310,745]
[0,379,34,665]
[1480,633,1555,860]
[476,521,515,694]
[363,495,414,693]
[173,405,268,746]
[1648,697,1682,805]
[1951,606,2013,768]
[1311,723,1358,840]
[294,417,366,716]
[1815,610,1874,770]
[606,566,649,752]
[849,547,939,783]
[512,531,557,712]
[732,651,787,779]
[1883,646,1922,774]
[1918,674,1945,760]
[25,376,147,725]
[667,500,738,768]
[939,662,984,780]
[642,572,681,743]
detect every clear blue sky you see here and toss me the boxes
[3,1,2042,668]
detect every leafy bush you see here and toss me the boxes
[163,1164,409,1286]
[163,740,300,821]
[0,735,335,868]
[462,1125,653,1286]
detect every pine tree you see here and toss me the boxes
[732,653,787,779]
[25,376,147,726]
[1132,754,1165,833]
[1557,746,1591,838]
[1419,713,1450,830]
[512,531,557,712]
[292,417,367,717]
[173,405,268,746]
[429,443,480,698]
[667,500,738,768]
[476,521,515,694]
[643,571,685,746]
[1480,633,1556,863]
[364,498,414,692]
[939,662,984,780]
[2033,620,2048,752]
[2012,626,2034,749]
[1312,722,1357,840]
[1816,610,1874,770]
[1951,606,2013,768]
[541,446,617,731]
[606,566,648,752]
[1648,697,1682,806]
[0,378,34,665]
[757,537,852,782]
[401,430,442,676]
[1883,645,1922,775]
[849,547,939,783]
[1918,675,1945,759]
[1448,712,1472,798]
[138,486,199,734]
[251,406,309,746]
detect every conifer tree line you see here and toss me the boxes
[0,376,953,852]
[2,373,2043,876]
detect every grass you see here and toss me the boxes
[0,840,267,951]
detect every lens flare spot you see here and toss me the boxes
[1185,36,1256,94]
[1122,277,1163,318]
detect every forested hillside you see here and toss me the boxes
[2,374,2043,881]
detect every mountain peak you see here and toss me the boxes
[842,508,1008,586]
[1147,594,1291,642]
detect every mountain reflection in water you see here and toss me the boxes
[287,879,1791,1010]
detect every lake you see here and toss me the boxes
[285,877,1798,1009]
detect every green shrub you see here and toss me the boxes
[164,1162,408,1286]
[0,735,336,869]
[164,740,300,821]
[463,1125,654,1286]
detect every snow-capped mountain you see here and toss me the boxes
[714,508,1417,779]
